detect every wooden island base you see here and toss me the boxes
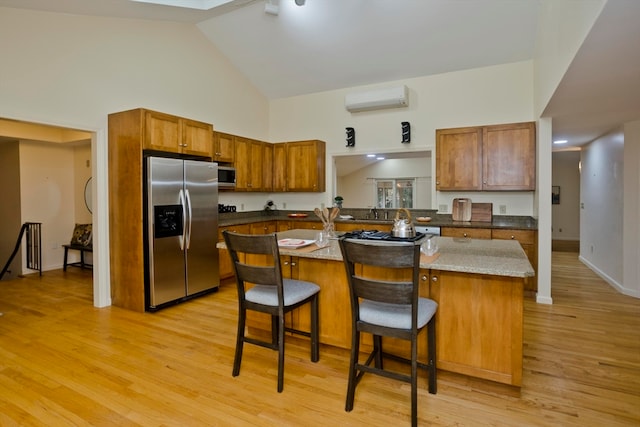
[233,231,531,387]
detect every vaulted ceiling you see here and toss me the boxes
[1,0,638,149]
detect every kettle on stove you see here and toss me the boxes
[391,208,416,238]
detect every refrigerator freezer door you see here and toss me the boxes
[184,160,219,295]
[147,157,188,307]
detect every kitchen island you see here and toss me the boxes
[219,229,534,386]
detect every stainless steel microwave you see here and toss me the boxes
[218,166,236,188]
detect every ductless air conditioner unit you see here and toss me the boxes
[345,85,408,112]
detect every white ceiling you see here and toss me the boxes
[1,0,639,149]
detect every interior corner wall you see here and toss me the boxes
[551,151,581,240]
[623,120,640,297]
[0,141,22,280]
[579,128,624,291]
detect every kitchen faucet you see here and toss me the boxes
[370,207,379,219]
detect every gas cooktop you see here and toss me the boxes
[341,230,425,242]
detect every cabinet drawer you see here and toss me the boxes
[441,227,491,239]
[491,229,535,245]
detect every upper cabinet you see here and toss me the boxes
[273,140,326,192]
[436,121,535,191]
[143,109,212,158]
[234,137,272,192]
[212,131,235,163]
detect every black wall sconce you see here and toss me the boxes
[346,127,355,147]
[401,121,411,143]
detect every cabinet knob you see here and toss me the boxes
[511,235,515,239]
[431,276,438,282]
[421,275,428,281]
[283,261,289,266]
[291,261,296,267]
[463,233,468,238]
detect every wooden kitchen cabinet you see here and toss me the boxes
[234,137,271,191]
[272,140,326,192]
[143,109,213,158]
[436,121,535,191]
[108,108,214,312]
[212,131,235,163]
[492,229,538,293]
[249,220,277,235]
[429,269,524,386]
[218,224,250,280]
[440,227,491,239]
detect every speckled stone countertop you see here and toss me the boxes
[219,210,537,231]
[219,229,535,278]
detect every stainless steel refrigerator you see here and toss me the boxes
[145,156,219,311]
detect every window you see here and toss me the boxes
[375,179,414,208]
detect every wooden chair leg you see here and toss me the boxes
[411,338,418,427]
[277,314,285,393]
[63,246,69,271]
[373,335,383,369]
[427,319,437,394]
[345,330,360,412]
[310,294,319,362]
[232,308,246,377]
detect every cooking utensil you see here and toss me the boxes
[314,207,327,224]
[323,207,330,223]
[330,207,339,221]
[391,208,416,238]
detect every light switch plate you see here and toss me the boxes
[439,204,447,212]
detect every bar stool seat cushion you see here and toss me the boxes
[360,298,437,330]
[246,279,320,307]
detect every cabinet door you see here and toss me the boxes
[248,138,265,191]
[213,131,235,163]
[234,137,251,191]
[430,269,523,386]
[144,110,181,153]
[286,140,326,192]
[250,221,277,235]
[218,224,250,280]
[272,143,287,192]
[483,122,535,190]
[262,142,273,192]
[435,127,482,191]
[181,119,212,158]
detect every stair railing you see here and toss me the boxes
[1,222,42,281]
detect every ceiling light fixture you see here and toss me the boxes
[264,0,279,15]
[130,0,235,10]
[366,154,376,158]
[553,139,568,144]
[294,0,305,5]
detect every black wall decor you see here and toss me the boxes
[401,121,411,143]
[346,127,355,147]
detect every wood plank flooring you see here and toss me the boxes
[0,252,638,426]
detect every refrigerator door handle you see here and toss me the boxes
[185,189,193,250]
[178,189,187,250]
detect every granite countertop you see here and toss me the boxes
[219,210,537,231]
[218,229,535,278]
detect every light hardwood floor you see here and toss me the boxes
[0,252,638,426]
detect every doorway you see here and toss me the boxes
[0,118,95,286]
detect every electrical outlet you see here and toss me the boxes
[321,202,325,210]
[559,228,562,232]
[240,203,244,211]
[590,245,594,253]
[499,205,507,214]
[439,204,447,212]
[282,202,286,209]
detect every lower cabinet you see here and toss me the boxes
[218,224,250,280]
[429,269,523,386]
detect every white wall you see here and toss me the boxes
[552,151,581,240]
[263,61,536,215]
[19,141,76,272]
[623,120,640,297]
[579,129,624,290]
[0,7,269,307]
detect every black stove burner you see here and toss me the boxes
[341,229,425,242]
